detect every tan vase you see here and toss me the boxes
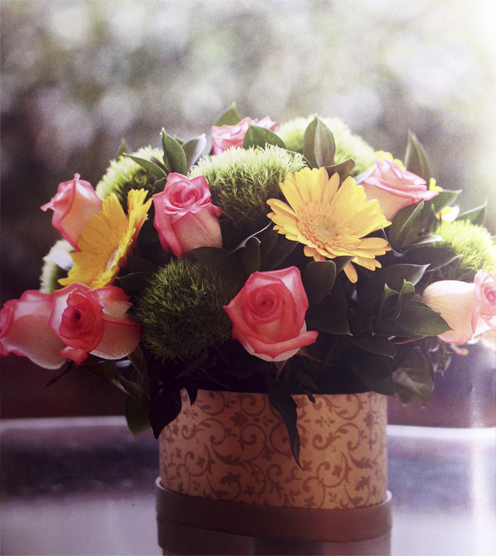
[156,389,392,549]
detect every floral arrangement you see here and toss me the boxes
[2,104,495,463]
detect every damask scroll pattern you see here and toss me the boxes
[159,390,388,509]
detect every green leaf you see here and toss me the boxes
[406,234,444,247]
[214,103,242,127]
[345,351,394,396]
[404,246,459,271]
[456,203,487,226]
[431,189,461,213]
[404,131,431,182]
[161,129,187,175]
[389,201,426,251]
[306,305,351,335]
[393,280,416,318]
[395,304,451,336]
[262,236,298,270]
[303,261,336,305]
[182,134,207,171]
[149,383,183,439]
[371,317,409,337]
[258,227,279,261]
[241,236,261,275]
[116,272,151,295]
[302,116,336,169]
[393,349,433,405]
[323,158,356,181]
[349,336,397,358]
[269,383,300,467]
[243,125,286,150]
[126,255,159,273]
[333,256,354,275]
[117,138,130,159]
[123,154,167,179]
[359,264,428,307]
[125,393,151,435]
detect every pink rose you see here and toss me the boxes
[358,157,438,220]
[152,173,222,258]
[48,283,141,365]
[41,173,103,249]
[0,291,67,369]
[422,270,496,345]
[223,267,318,362]
[211,116,277,155]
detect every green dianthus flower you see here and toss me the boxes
[135,259,237,361]
[96,146,163,208]
[189,145,306,228]
[39,239,74,293]
[433,219,496,282]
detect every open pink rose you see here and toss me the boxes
[422,270,496,345]
[358,157,438,220]
[224,267,318,362]
[41,173,103,249]
[48,283,141,365]
[0,291,66,369]
[152,173,222,258]
[211,116,277,155]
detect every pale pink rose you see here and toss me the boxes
[211,116,277,155]
[224,267,318,362]
[49,283,141,365]
[358,157,438,220]
[41,173,103,249]
[0,291,67,369]
[422,271,496,345]
[473,270,496,331]
[152,173,222,258]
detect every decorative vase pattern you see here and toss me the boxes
[159,390,387,510]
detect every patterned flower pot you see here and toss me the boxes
[156,389,392,551]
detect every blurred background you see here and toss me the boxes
[1,0,495,419]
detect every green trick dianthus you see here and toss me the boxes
[433,219,496,282]
[277,116,375,176]
[135,259,236,361]
[189,145,306,227]
[96,146,163,208]
[40,239,74,294]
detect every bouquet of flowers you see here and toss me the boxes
[2,104,495,463]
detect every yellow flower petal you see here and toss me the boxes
[59,189,151,289]
[267,168,391,280]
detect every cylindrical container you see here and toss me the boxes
[156,389,392,552]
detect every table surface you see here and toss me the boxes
[1,417,495,556]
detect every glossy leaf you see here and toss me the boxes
[395,304,451,336]
[269,383,300,467]
[161,129,187,175]
[456,204,487,226]
[405,246,459,271]
[125,393,151,435]
[302,116,335,169]
[393,348,433,405]
[345,351,394,396]
[243,125,286,150]
[214,103,242,127]
[323,158,356,181]
[389,201,425,251]
[182,134,208,171]
[241,236,262,275]
[123,154,167,179]
[303,260,336,305]
[349,336,397,358]
[404,131,431,182]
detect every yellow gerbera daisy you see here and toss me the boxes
[267,168,391,283]
[59,189,152,289]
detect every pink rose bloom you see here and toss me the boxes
[0,291,66,369]
[152,173,222,258]
[422,270,496,345]
[41,173,103,249]
[358,157,438,220]
[211,116,277,155]
[224,267,318,362]
[48,283,141,365]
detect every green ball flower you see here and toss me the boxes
[96,146,163,208]
[135,259,237,361]
[39,239,74,294]
[189,145,306,227]
[434,219,496,282]
[277,116,375,176]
